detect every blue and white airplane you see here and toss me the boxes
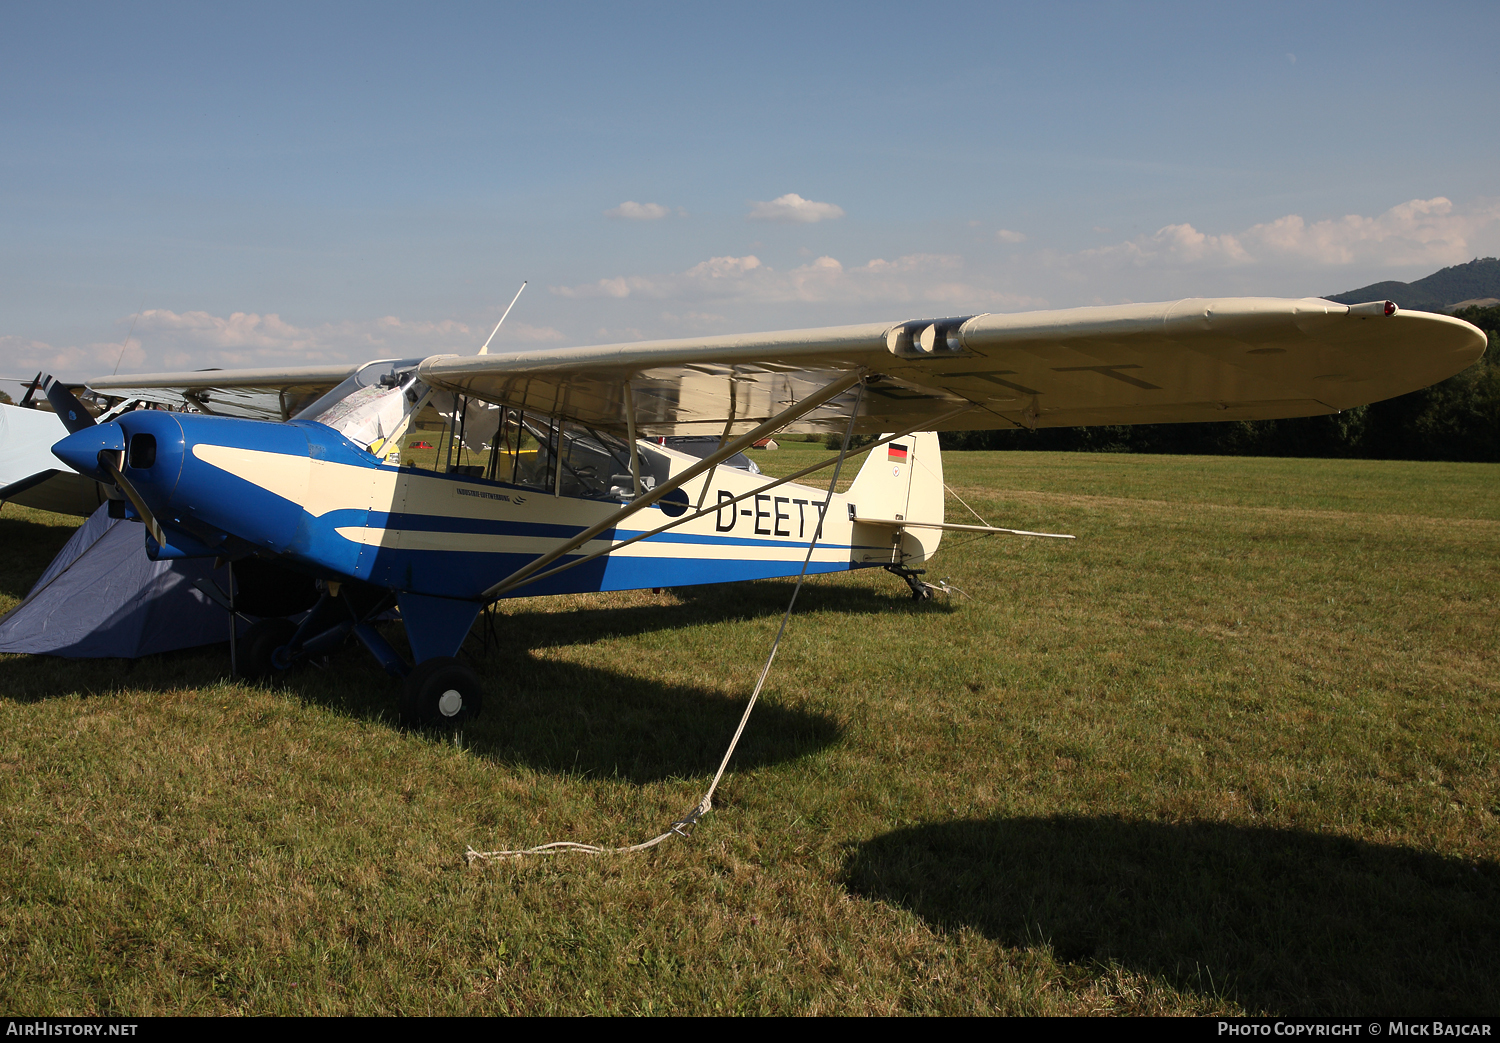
[37,297,1486,725]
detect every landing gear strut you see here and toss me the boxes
[236,579,490,729]
[236,583,402,680]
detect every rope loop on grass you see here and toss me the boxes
[466,385,868,866]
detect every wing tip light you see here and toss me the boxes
[1348,300,1398,318]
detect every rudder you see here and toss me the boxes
[847,432,944,564]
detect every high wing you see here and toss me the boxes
[415,298,1486,437]
[79,363,359,422]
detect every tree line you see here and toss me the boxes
[939,306,1500,463]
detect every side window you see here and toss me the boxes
[557,424,637,501]
[632,441,673,494]
[395,400,672,502]
[395,395,535,481]
[510,415,558,491]
[396,398,451,472]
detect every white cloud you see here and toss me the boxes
[0,334,143,378]
[659,310,727,328]
[687,254,765,279]
[604,201,673,220]
[496,322,566,343]
[1239,197,1498,267]
[995,229,1027,244]
[551,251,1039,310]
[1,309,571,378]
[1073,223,1253,268]
[856,254,962,275]
[746,193,845,224]
[133,310,479,367]
[1057,197,1500,276]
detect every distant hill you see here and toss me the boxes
[1327,257,1500,312]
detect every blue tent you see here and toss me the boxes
[0,504,236,658]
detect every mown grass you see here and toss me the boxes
[0,449,1496,1015]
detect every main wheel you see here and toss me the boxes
[239,618,299,680]
[399,656,485,727]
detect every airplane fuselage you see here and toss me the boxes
[52,410,929,603]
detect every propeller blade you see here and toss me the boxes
[97,453,165,547]
[42,376,97,434]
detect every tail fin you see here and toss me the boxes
[846,432,944,564]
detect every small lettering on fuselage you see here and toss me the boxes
[455,487,511,503]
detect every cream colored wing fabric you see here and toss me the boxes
[417,298,1486,437]
[80,364,359,421]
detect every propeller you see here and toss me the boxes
[43,375,166,545]
[97,452,165,547]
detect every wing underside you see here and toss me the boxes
[72,299,1486,437]
[414,298,1487,437]
[79,364,359,422]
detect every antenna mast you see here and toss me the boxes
[478,281,527,355]
[112,295,147,376]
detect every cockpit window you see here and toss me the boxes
[302,373,694,503]
[390,395,672,501]
[658,436,762,474]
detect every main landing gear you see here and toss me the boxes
[398,656,485,726]
[237,579,487,729]
[240,617,300,678]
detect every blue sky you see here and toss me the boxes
[3,1,1497,379]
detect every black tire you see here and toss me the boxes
[239,618,299,680]
[398,656,485,727]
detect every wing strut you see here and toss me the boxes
[498,405,978,598]
[694,383,740,512]
[480,370,866,600]
[624,382,641,497]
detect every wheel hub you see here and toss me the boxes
[437,688,464,717]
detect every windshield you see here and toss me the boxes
[293,357,429,459]
[293,357,426,424]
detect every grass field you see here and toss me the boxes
[1,448,1496,1015]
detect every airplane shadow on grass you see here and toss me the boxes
[0,512,81,607]
[1,577,946,783]
[843,815,1500,1015]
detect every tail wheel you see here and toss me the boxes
[240,618,299,680]
[399,656,485,727]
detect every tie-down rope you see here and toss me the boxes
[466,385,868,864]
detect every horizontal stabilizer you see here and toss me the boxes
[851,516,1075,539]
